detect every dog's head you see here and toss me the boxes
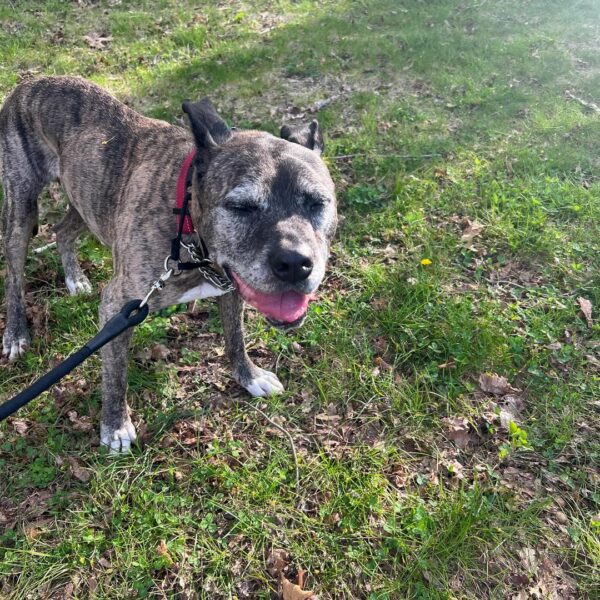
[182,99,337,329]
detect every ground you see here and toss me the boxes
[0,1,599,598]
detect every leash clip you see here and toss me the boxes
[138,261,175,308]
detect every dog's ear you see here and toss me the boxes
[280,119,324,155]
[182,98,232,149]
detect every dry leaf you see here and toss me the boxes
[460,219,485,242]
[445,459,464,479]
[156,540,173,565]
[12,418,29,436]
[67,410,93,432]
[577,297,593,328]
[281,576,314,600]
[83,33,113,49]
[67,456,91,483]
[518,547,538,575]
[443,417,471,449]
[267,548,288,577]
[479,373,520,396]
[150,343,170,361]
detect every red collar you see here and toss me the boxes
[175,149,197,235]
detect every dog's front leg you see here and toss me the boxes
[218,292,284,397]
[99,281,136,452]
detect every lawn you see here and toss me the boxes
[0,0,599,598]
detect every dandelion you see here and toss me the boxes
[420,258,432,266]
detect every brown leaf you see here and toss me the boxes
[577,296,593,328]
[460,219,485,242]
[478,373,520,396]
[12,418,29,436]
[518,547,538,575]
[67,410,93,432]
[267,548,288,577]
[442,417,471,449]
[281,576,315,600]
[445,459,464,479]
[156,539,174,565]
[83,33,113,49]
[150,343,171,361]
[67,456,91,483]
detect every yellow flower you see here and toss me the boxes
[420,258,432,266]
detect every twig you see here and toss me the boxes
[565,90,600,114]
[33,241,57,254]
[236,398,300,501]
[331,152,443,160]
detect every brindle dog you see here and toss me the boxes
[0,77,337,452]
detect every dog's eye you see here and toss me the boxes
[225,202,260,214]
[309,201,325,213]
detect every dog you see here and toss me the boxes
[0,76,337,452]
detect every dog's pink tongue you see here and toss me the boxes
[232,273,312,322]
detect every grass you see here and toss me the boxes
[1,0,599,597]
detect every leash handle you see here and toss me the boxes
[0,300,149,423]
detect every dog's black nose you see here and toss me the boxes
[270,249,313,283]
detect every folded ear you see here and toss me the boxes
[182,98,232,150]
[280,119,324,155]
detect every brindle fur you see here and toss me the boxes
[0,76,337,452]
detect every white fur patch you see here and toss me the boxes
[100,419,137,454]
[244,369,285,397]
[66,276,92,296]
[3,337,29,361]
[177,282,227,303]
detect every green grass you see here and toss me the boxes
[1,0,599,598]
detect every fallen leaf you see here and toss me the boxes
[442,417,471,449]
[83,33,113,49]
[156,539,173,565]
[460,219,485,242]
[67,456,91,483]
[151,343,170,361]
[281,575,315,599]
[577,297,593,328]
[267,548,288,577]
[67,410,93,432]
[12,418,29,436]
[87,577,98,594]
[518,547,538,575]
[479,373,520,396]
[445,459,464,479]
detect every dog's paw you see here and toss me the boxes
[242,367,285,397]
[2,329,30,362]
[100,418,137,454]
[65,275,92,296]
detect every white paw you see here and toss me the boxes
[2,335,29,361]
[100,419,137,454]
[244,369,285,397]
[66,276,92,296]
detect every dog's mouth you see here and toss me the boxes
[230,271,314,325]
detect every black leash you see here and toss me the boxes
[0,300,148,423]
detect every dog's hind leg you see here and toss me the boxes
[1,179,41,361]
[54,205,92,295]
